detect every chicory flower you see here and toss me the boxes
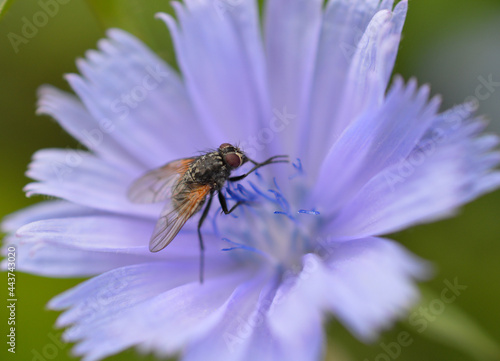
[3,0,499,360]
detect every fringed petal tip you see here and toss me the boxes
[322,93,500,240]
[267,238,429,344]
[44,269,253,361]
[154,11,175,23]
[326,238,430,342]
[36,85,64,116]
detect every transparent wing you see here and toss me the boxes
[127,158,195,204]
[149,184,211,252]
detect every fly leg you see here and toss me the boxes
[197,192,214,284]
[228,155,288,182]
[218,190,244,215]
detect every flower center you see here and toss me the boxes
[211,159,320,271]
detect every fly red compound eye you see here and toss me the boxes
[225,153,242,168]
[219,143,232,149]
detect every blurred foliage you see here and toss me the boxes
[0,0,15,19]
[1,0,500,360]
[408,288,500,360]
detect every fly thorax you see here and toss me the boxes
[190,153,229,185]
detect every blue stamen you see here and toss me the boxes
[225,182,254,204]
[269,190,291,214]
[273,177,283,193]
[226,187,243,203]
[249,181,277,203]
[289,158,304,179]
[298,209,320,215]
[237,183,255,200]
[269,177,295,221]
[221,238,266,257]
[222,247,243,251]
[214,164,316,242]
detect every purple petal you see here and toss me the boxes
[327,4,407,141]
[325,113,500,239]
[246,282,324,361]
[1,234,148,277]
[48,263,190,319]
[24,148,161,218]
[240,318,323,361]
[266,268,325,352]
[264,0,323,155]
[182,272,272,361]
[14,214,222,257]
[164,270,267,361]
[312,78,441,217]
[48,261,232,324]
[59,269,249,361]
[157,0,268,146]
[325,238,427,340]
[182,270,324,361]
[5,213,228,277]
[1,200,94,233]
[66,29,207,169]
[300,2,406,176]
[37,86,142,171]
[14,215,152,252]
[268,238,428,342]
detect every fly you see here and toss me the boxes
[128,143,288,282]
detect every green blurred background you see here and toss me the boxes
[1,0,499,360]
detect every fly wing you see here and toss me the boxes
[149,184,211,252]
[127,158,195,204]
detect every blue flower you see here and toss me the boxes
[3,0,500,360]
